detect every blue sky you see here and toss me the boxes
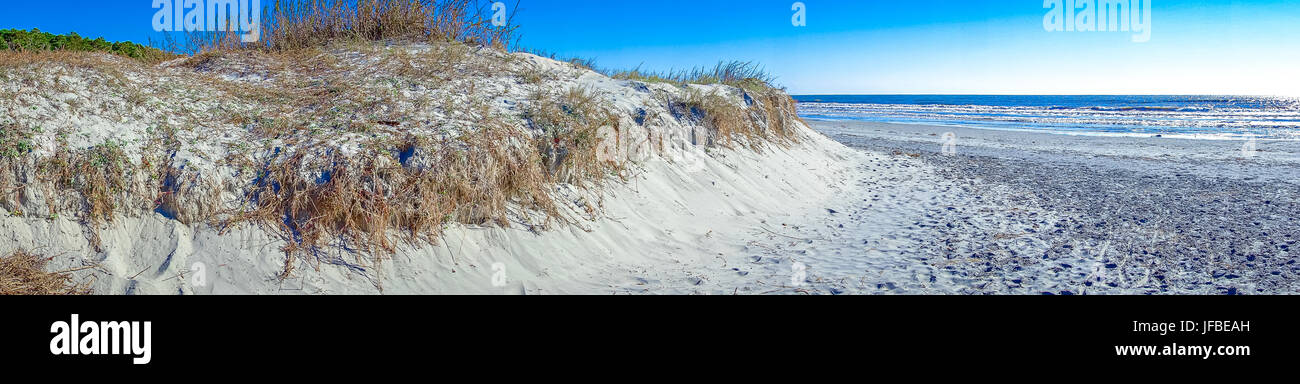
[3,1,1298,95]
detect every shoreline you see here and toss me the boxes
[809,119,1300,182]
[770,119,1300,294]
[799,117,1300,142]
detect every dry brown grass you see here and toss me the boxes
[0,50,152,106]
[193,0,517,53]
[151,42,588,281]
[0,2,807,288]
[524,87,622,184]
[676,87,804,151]
[752,88,804,142]
[225,121,560,280]
[37,140,138,223]
[602,60,804,151]
[0,50,96,69]
[165,56,627,282]
[0,250,92,295]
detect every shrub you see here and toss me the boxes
[0,28,172,62]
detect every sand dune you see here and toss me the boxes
[1,42,847,294]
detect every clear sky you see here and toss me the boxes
[3,1,1298,95]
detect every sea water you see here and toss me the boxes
[793,95,1300,140]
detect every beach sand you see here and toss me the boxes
[5,45,1296,295]
[772,120,1300,295]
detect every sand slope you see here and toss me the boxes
[1,43,858,294]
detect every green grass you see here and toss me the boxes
[527,57,783,93]
[607,61,779,93]
[522,49,779,92]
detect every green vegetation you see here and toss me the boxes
[0,120,34,159]
[0,28,170,61]
[608,61,779,93]
[527,53,781,93]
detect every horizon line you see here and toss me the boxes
[790,93,1300,97]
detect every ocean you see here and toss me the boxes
[792,95,1300,140]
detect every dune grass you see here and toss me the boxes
[0,250,92,295]
[526,52,782,93]
[0,0,805,289]
[518,53,802,150]
[524,87,622,184]
[39,140,137,225]
[672,86,803,151]
[561,59,804,149]
[189,0,517,53]
[609,61,780,93]
[216,82,626,280]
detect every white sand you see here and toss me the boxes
[803,120,1300,295]
[2,133,867,294]
[1,45,881,294]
